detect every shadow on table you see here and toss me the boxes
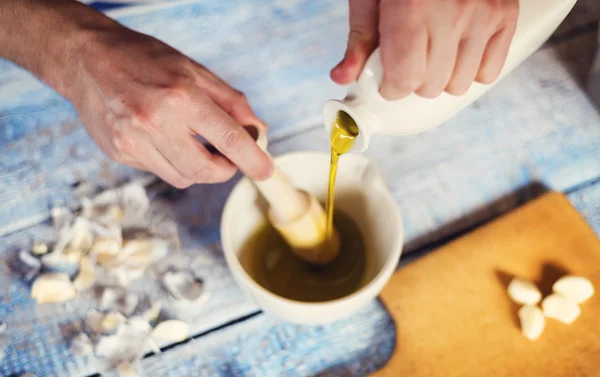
[404,181,549,254]
[551,20,600,112]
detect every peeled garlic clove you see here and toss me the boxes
[31,273,77,304]
[507,278,542,305]
[542,293,581,324]
[151,320,189,342]
[31,241,49,256]
[73,258,95,291]
[69,218,93,253]
[552,275,594,304]
[92,237,122,266]
[518,305,545,340]
[101,311,127,333]
[121,238,153,266]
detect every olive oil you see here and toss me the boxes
[239,110,364,302]
[240,209,366,302]
[326,111,359,241]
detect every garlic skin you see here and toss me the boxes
[507,278,542,305]
[552,275,594,304]
[518,305,545,341]
[541,293,581,324]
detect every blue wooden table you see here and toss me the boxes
[1,1,600,376]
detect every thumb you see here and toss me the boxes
[331,0,379,85]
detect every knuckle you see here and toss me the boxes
[171,178,192,189]
[129,106,161,134]
[229,90,249,109]
[107,150,125,163]
[162,78,193,104]
[220,127,245,152]
[112,131,136,156]
[190,159,214,181]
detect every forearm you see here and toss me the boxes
[0,0,119,97]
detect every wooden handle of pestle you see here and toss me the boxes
[246,126,340,265]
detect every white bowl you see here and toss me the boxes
[221,151,403,325]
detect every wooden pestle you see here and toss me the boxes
[246,127,340,265]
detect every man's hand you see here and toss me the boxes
[0,0,273,189]
[71,28,273,188]
[330,0,520,99]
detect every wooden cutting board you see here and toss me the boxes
[370,192,600,377]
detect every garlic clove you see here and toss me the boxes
[69,218,93,253]
[31,241,49,256]
[507,278,542,305]
[101,311,127,333]
[552,275,594,304]
[73,257,96,291]
[31,273,77,304]
[151,320,189,342]
[541,293,581,324]
[518,305,545,340]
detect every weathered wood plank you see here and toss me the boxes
[1,0,599,236]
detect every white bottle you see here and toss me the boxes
[322,0,578,152]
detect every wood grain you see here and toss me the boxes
[371,192,600,377]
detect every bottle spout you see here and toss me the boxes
[322,99,371,153]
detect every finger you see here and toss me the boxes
[112,128,194,189]
[190,103,273,181]
[476,24,517,84]
[191,68,270,135]
[330,0,379,85]
[445,4,502,95]
[152,130,238,184]
[415,10,461,98]
[444,37,488,95]
[474,0,519,84]
[378,0,428,100]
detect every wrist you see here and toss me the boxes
[0,0,120,99]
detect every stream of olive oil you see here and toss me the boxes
[239,111,364,302]
[326,111,359,241]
